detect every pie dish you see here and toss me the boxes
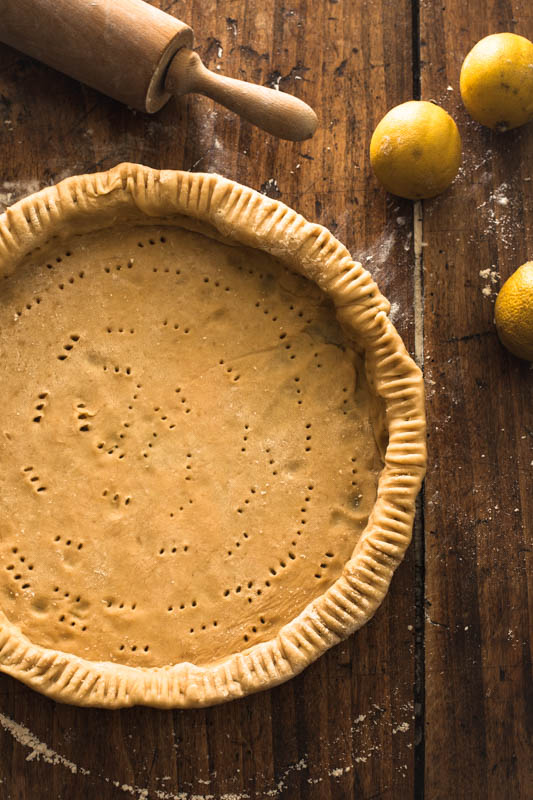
[0,164,426,708]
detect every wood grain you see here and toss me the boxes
[419,1,533,798]
[0,2,417,798]
[0,0,530,797]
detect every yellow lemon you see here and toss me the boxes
[370,101,462,200]
[460,33,533,131]
[494,262,533,361]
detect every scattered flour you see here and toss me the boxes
[0,711,218,800]
[362,227,396,268]
[0,701,415,798]
[389,301,400,323]
[479,268,499,282]
[392,722,410,735]
[0,712,89,775]
[492,184,510,207]
[479,267,500,299]
[474,182,515,254]
[329,766,352,777]
[260,177,280,197]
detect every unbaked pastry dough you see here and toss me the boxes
[0,165,426,707]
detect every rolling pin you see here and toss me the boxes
[1,0,317,141]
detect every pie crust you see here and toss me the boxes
[0,164,426,708]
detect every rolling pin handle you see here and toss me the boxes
[165,49,318,141]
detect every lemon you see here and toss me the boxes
[370,101,462,200]
[460,33,533,131]
[494,262,533,360]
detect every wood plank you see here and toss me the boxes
[0,1,417,798]
[419,2,533,798]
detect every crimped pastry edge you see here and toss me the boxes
[0,163,426,708]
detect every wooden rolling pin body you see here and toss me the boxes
[1,0,193,112]
[1,0,317,139]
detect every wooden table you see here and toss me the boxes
[0,1,531,797]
